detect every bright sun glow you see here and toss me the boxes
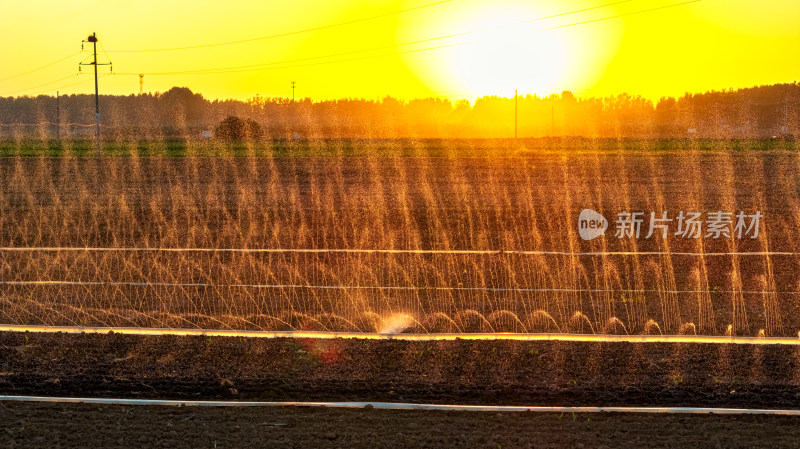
[401,1,619,100]
[445,5,573,98]
[0,0,798,100]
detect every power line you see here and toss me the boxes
[5,71,113,98]
[535,0,703,34]
[112,0,636,76]
[3,0,702,97]
[6,74,80,96]
[113,0,701,78]
[0,51,81,84]
[115,42,464,76]
[107,0,457,53]
[32,74,112,97]
[98,40,114,72]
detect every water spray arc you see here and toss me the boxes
[0,149,797,339]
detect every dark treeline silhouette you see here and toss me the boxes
[1,83,798,139]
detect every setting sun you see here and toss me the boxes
[1,0,797,101]
[403,1,581,98]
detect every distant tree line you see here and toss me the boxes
[1,83,798,139]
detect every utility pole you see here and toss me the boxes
[90,34,100,155]
[56,91,60,141]
[514,89,518,141]
[80,33,111,157]
[291,81,296,102]
[139,73,144,95]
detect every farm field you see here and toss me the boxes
[2,331,800,448]
[3,138,800,447]
[1,138,800,336]
[5,0,798,445]
[5,401,800,449]
[2,332,800,408]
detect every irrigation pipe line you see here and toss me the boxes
[0,247,795,257]
[1,325,798,345]
[0,279,796,296]
[1,395,799,415]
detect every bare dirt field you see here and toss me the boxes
[1,332,800,407]
[4,401,800,449]
[2,331,800,448]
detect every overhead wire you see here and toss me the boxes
[9,73,112,98]
[98,40,113,69]
[41,73,111,96]
[4,0,702,96]
[6,74,81,96]
[0,51,82,83]
[4,0,457,93]
[114,42,464,76]
[115,0,635,75]
[5,45,113,96]
[112,0,701,77]
[106,0,458,53]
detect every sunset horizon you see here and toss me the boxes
[3,0,798,102]
[3,2,800,447]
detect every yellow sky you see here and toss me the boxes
[1,0,798,101]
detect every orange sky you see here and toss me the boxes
[1,0,798,102]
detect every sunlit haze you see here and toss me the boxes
[2,0,799,101]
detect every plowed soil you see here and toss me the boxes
[3,401,800,449]
[1,332,800,448]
